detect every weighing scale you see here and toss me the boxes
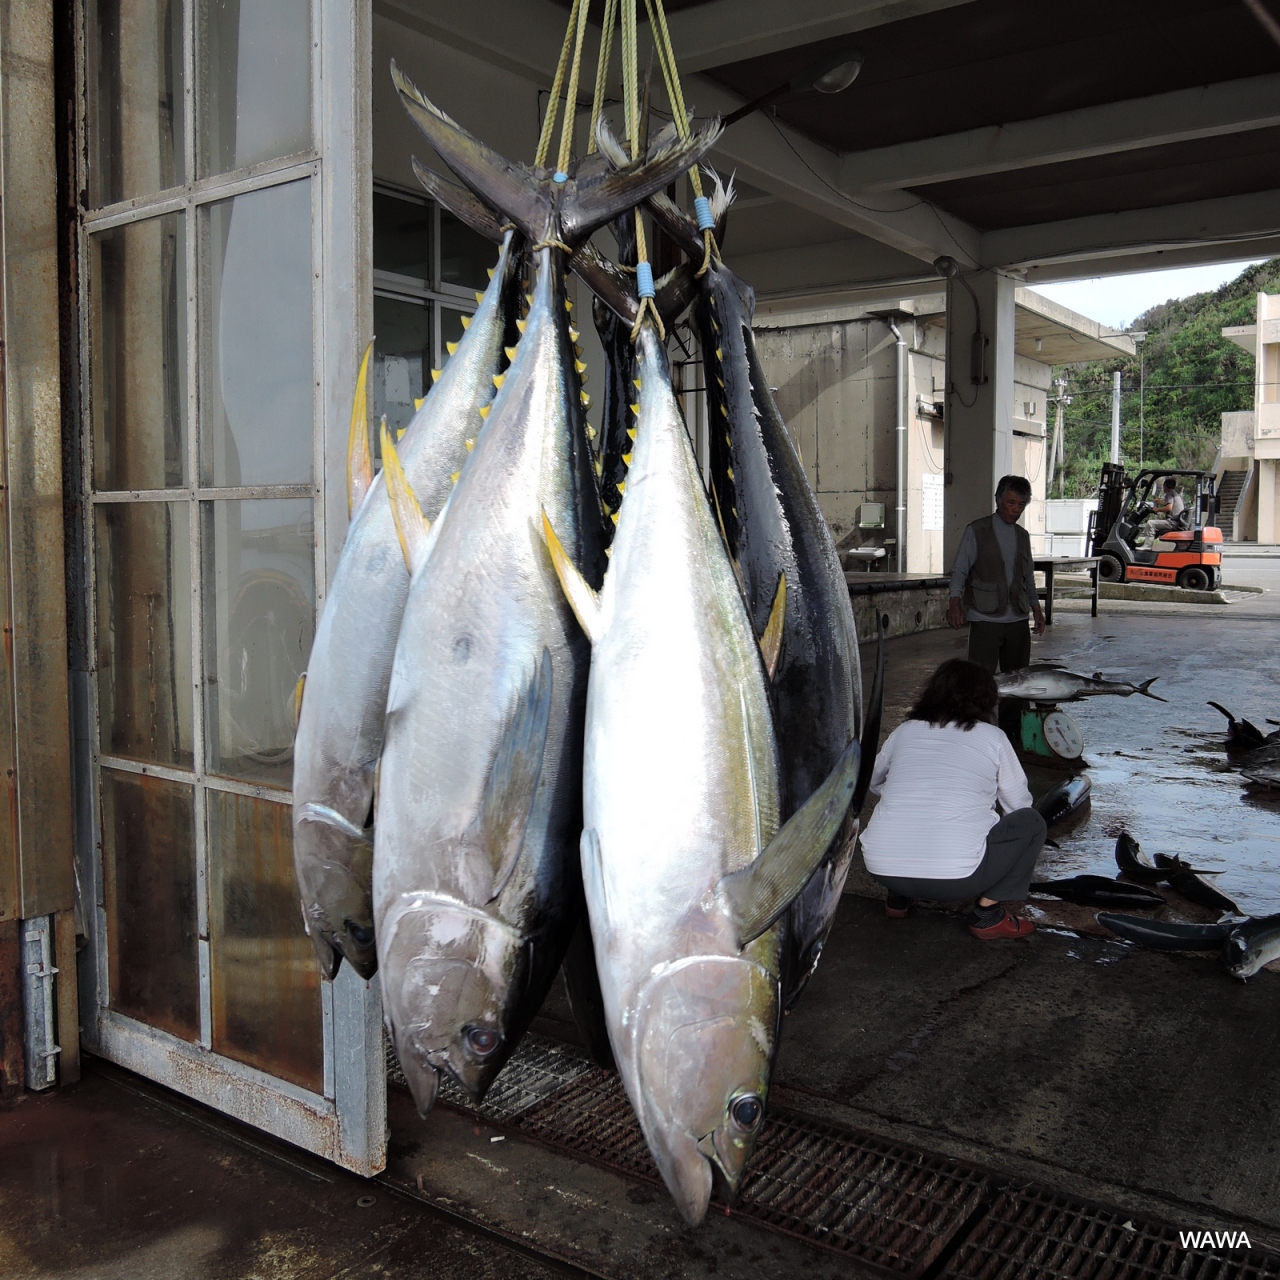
[1019,704,1085,766]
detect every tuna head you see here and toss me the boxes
[632,955,778,1226]
[294,803,376,980]
[380,896,529,1114]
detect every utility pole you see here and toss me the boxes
[1110,370,1122,465]
[1131,331,1148,465]
[1049,375,1071,496]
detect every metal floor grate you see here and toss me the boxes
[514,1067,989,1276]
[940,1186,1280,1280]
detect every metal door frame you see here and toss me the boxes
[71,0,384,1175]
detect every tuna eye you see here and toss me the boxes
[730,1094,763,1131]
[345,921,374,947]
[465,1026,501,1058]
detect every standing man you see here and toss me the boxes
[947,475,1045,673]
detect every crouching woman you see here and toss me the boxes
[860,658,1045,939]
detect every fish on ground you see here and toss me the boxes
[1097,911,1280,981]
[995,664,1166,703]
[1154,852,1240,914]
[291,229,520,981]
[1207,701,1276,752]
[1029,875,1166,909]
[1113,831,1219,885]
[545,311,857,1227]
[644,178,865,1010]
[1035,775,1091,828]
[373,65,719,1117]
[1223,915,1280,980]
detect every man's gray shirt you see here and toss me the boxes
[948,517,1037,624]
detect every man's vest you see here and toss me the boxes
[963,513,1033,618]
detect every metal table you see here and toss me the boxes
[1034,556,1101,623]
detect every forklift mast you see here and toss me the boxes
[1089,462,1128,555]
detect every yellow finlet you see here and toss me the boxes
[610,510,619,525]
[616,480,626,494]
[629,402,640,416]
[525,292,534,305]
[569,325,580,342]
[621,452,632,466]
[346,341,374,520]
[505,345,518,361]
[446,341,459,355]
[759,573,787,681]
[727,467,735,480]
[516,318,527,334]
[627,427,637,441]
[605,546,612,558]
[487,267,495,280]
[715,347,723,359]
[580,390,591,407]
[716,377,724,389]
[416,395,428,410]
[292,672,306,733]
[460,315,471,330]
[586,424,597,441]
[479,405,491,419]
[380,421,432,574]
[475,291,485,303]
[397,426,406,441]
[451,471,461,484]
[720,404,729,418]
[493,373,505,389]
[465,438,475,451]
[564,297,573,312]
[633,378,642,389]
[594,458,603,477]
[575,359,588,375]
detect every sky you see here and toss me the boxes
[1032,259,1268,332]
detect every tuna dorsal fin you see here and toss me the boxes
[542,510,604,643]
[720,739,860,949]
[481,648,554,903]
[411,158,505,244]
[759,573,786,680]
[348,342,374,518]
[380,421,432,574]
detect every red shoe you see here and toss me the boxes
[968,908,1035,940]
[884,895,915,919]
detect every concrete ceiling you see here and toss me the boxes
[376,0,1280,301]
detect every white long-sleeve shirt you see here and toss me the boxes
[859,719,1033,880]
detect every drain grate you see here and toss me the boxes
[940,1186,1280,1280]
[514,1068,988,1276]
[385,1032,592,1123]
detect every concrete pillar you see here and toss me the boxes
[943,269,1018,565]
[1259,458,1278,545]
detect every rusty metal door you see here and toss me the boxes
[74,0,382,1173]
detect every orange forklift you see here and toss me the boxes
[1088,462,1223,590]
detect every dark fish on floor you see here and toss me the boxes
[1154,853,1239,914]
[1035,775,1091,827]
[1223,914,1280,980]
[1207,701,1271,752]
[1096,913,1233,951]
[1114,832,1219,884]
[1030,875,1166,909]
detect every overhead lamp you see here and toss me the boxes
[723,47,863,127]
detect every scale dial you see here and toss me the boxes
[1043,709,1084,760]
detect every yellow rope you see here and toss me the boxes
[586,0,618,155]
[536,0,581,168]
[556,0,594,176]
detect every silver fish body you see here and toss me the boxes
[995,664,1164,703]
[374,247,605,1113]
[1223,914,1280,980]
[565,324,783,1226]
[291,233,518,981]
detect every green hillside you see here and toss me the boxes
[1049,258,1280,498]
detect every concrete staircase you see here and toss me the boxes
[1217,468,1248,535]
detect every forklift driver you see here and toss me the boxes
[946,475,1046,674]
[1147,477,1186,538]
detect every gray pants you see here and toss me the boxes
[875,807,1046,903]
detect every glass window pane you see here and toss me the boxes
[439,208,493,293]
[202,499,314,786]
[102,769,199,1040]
[373,191,431,282]
[372,295,431,444]
[197,0,311,177]
[208,789,322,1092]
[95,502,193,767]
[201,179,313,486]
[88,0,185,206]
[91,214,187,491]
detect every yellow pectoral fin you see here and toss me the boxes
[293,672,307,733]
[759,573,786,681]
[542,509,602,642]
[380,422,432,575]
[346,341,374,519]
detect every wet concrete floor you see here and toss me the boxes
[2,561,1277,1276]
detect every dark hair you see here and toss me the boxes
[1162,478,1178,490]
[995,474,1032,501]
[908,659,999,730]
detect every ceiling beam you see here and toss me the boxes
[1021,236,1280,284]
[666,0,976,75]
[982,188,1280,271]
[839,73,1280,192]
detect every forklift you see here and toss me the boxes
[1087,462,1222,590]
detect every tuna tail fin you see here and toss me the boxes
[721,738,861,949]
[852,616,887,812]
[542,509,604,643]
[380,421,433,575]
[411,158,506,243]
[574,244,697,332]
[481,649,553,903]
[348,342,374,518]
[1138,677,1167,702]
[646,181,732,262]
[1207,701,1235,724]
